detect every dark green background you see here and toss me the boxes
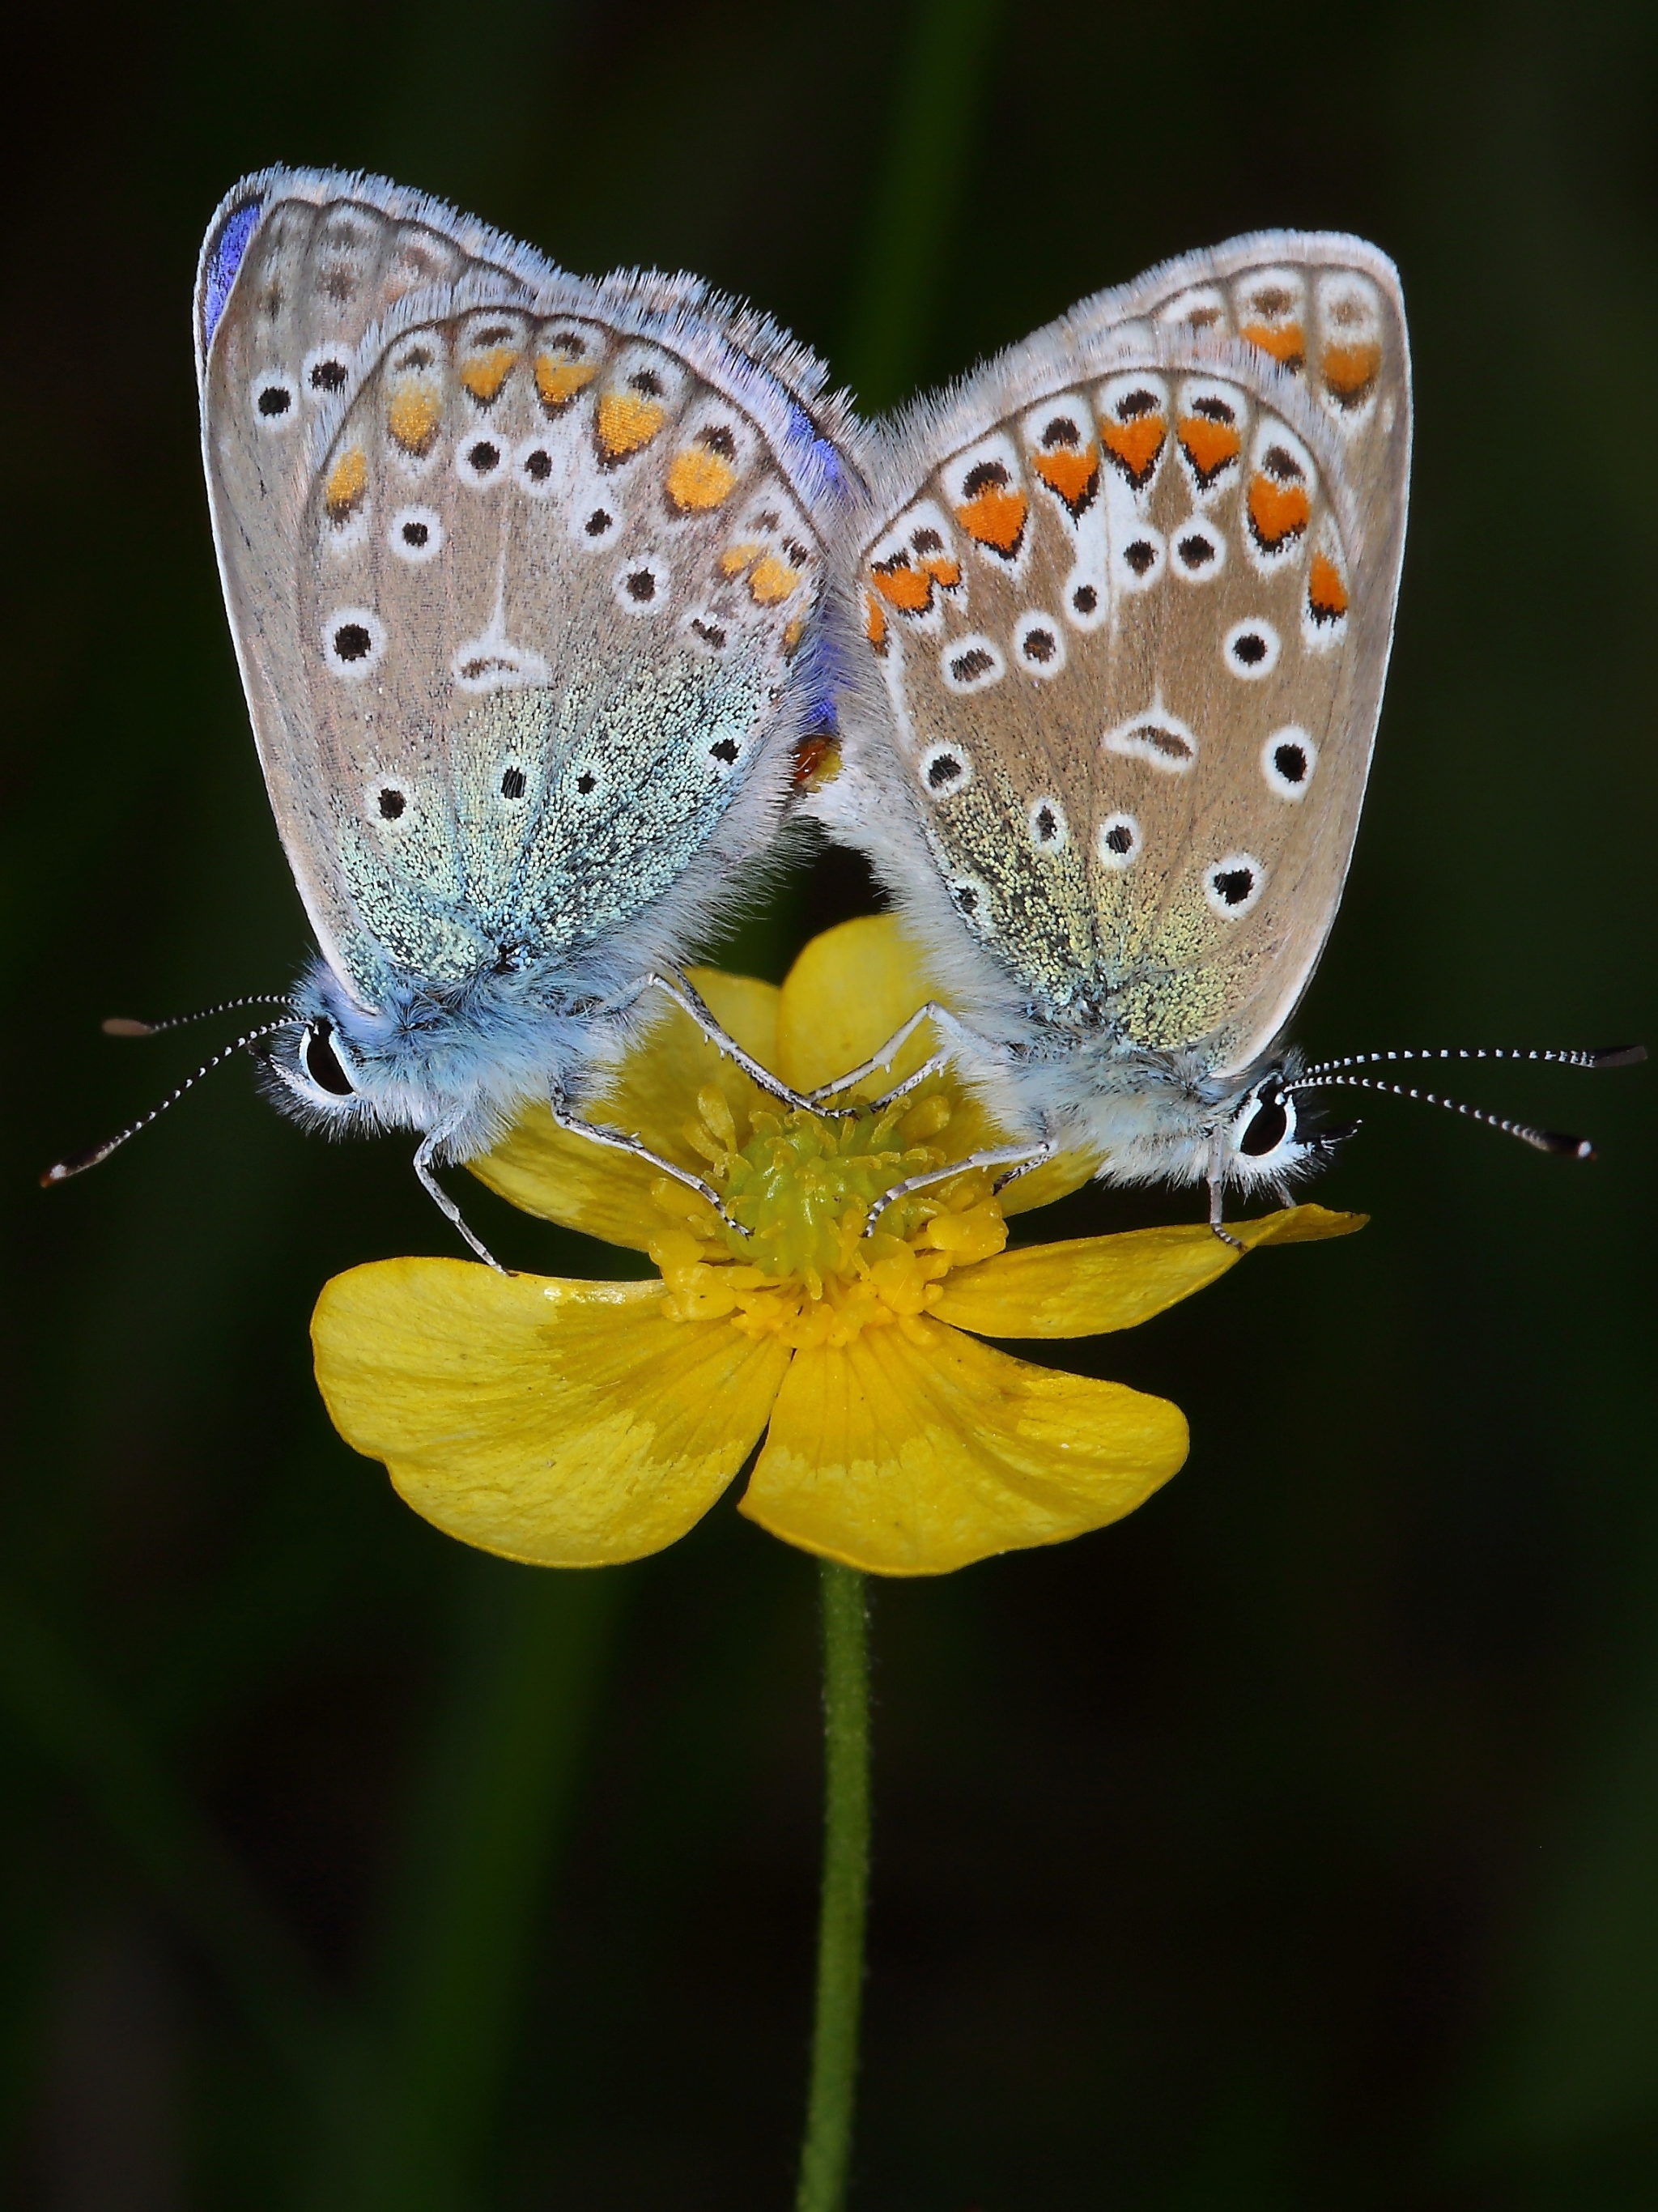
[4,2,1656,2204]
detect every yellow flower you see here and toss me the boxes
[312,919,1363,1576]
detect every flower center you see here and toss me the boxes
[648,1087,1009,1350]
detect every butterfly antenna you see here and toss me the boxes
[100,993,295,1038]
[41,1019,294,1186]
[1286,1044,1645,1163]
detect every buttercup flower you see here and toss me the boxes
[312,918,1362,1576]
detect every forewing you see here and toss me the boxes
[197,169,850,1006]
[843,234,1409,1076]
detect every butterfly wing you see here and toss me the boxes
[197,169,852,1010]
[821,233,1408,1079]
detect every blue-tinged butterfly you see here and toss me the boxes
[806,233,1641,1232]
[44,168,860,1261]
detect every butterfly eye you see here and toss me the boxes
[302,1019,355,1099]
[1237,1087,1292,1158]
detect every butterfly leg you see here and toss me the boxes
[864,1142,1052,1237]
[604,972,814,1111]
[1206,1146,1245,1253]
[413,1130,508,1273]
[547,1091,751,1240]
[807,1004,1001,1115]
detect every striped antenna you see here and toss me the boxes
[41,1019,294,1186]
[1285,1044,1644,1163]
[101,993,295,1038]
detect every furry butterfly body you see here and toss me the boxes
[810,234,1411,1222]
[193,168,856,1245]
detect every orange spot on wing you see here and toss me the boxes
[747,554,801,605]
[922,554,962,589]
[954,484,1027,555]
[387,385,441,454]
[1177,415,1242,484]
[1307,551,1350,623]
[865,592,888,653]
[784,617,806,654]
[1100,415,1167,487]
[534,354,597,410]
[596,391,666,458]
[1241,320,1306,371]
[666,447,738,511]
[1322,338,1381,405]
[1032,444,1100,516]
[459,347,518,402]
[324,446,368,521]
[870,559,933,613]
[720,541,762,578]
[1248,474,1312,548]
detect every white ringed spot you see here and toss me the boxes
[251,371,297,430]
[941,635,1005,693]
[1203,853,1267,919]
[1028,796,1069,852]
[1097,811,1141,870]
[614,558,670,615]
[389,506,444,564]
[1262,726,1317,800]
[1224,617,1281,679]
[1014,612,1067,677]
[921,745,972,798]
[1171,520,1226,581]
[457,432,507,488]
[1103,708,1198,775]
[302,346,354,403]
[322,607,385,682]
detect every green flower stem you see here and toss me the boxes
[796,1561,873,2212]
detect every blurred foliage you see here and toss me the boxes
[2,0,1656,2205]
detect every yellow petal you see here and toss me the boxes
[468,968,781,1250]
[774,915,1095,1210]
[741,1318,1187,1574]
[931,1203,1367,1338]
[312,1258,788,1565]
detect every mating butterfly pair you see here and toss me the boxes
[49,169,1635,1251]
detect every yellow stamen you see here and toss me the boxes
[649,1089,1010,1351]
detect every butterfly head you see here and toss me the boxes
[257,962,569,1155]
[1216,1065,1358,1196]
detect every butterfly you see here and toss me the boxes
[801,234,1386,1225]
[805,232,1643,1231]
[45,167,857,1261]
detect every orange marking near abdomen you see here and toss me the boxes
[793,730,840,787]
[535,354,597,410]
[1033,444,1100,515]
[1177,415,1242,484]
[324,446,368,521]
[387,386,441,454]
[1100,415,1167,487]
[1248,474,1311,548]
[1307,551,1350,622]
[596,391,666,457]
[1241,320,1306,371]
[954,485,1028,555]
[870,559,933,613]
[865,592,888,653]
[666,447,738,511]
[459,347,518,402]
[1322,339,1381,405]
[720,542,762,578]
